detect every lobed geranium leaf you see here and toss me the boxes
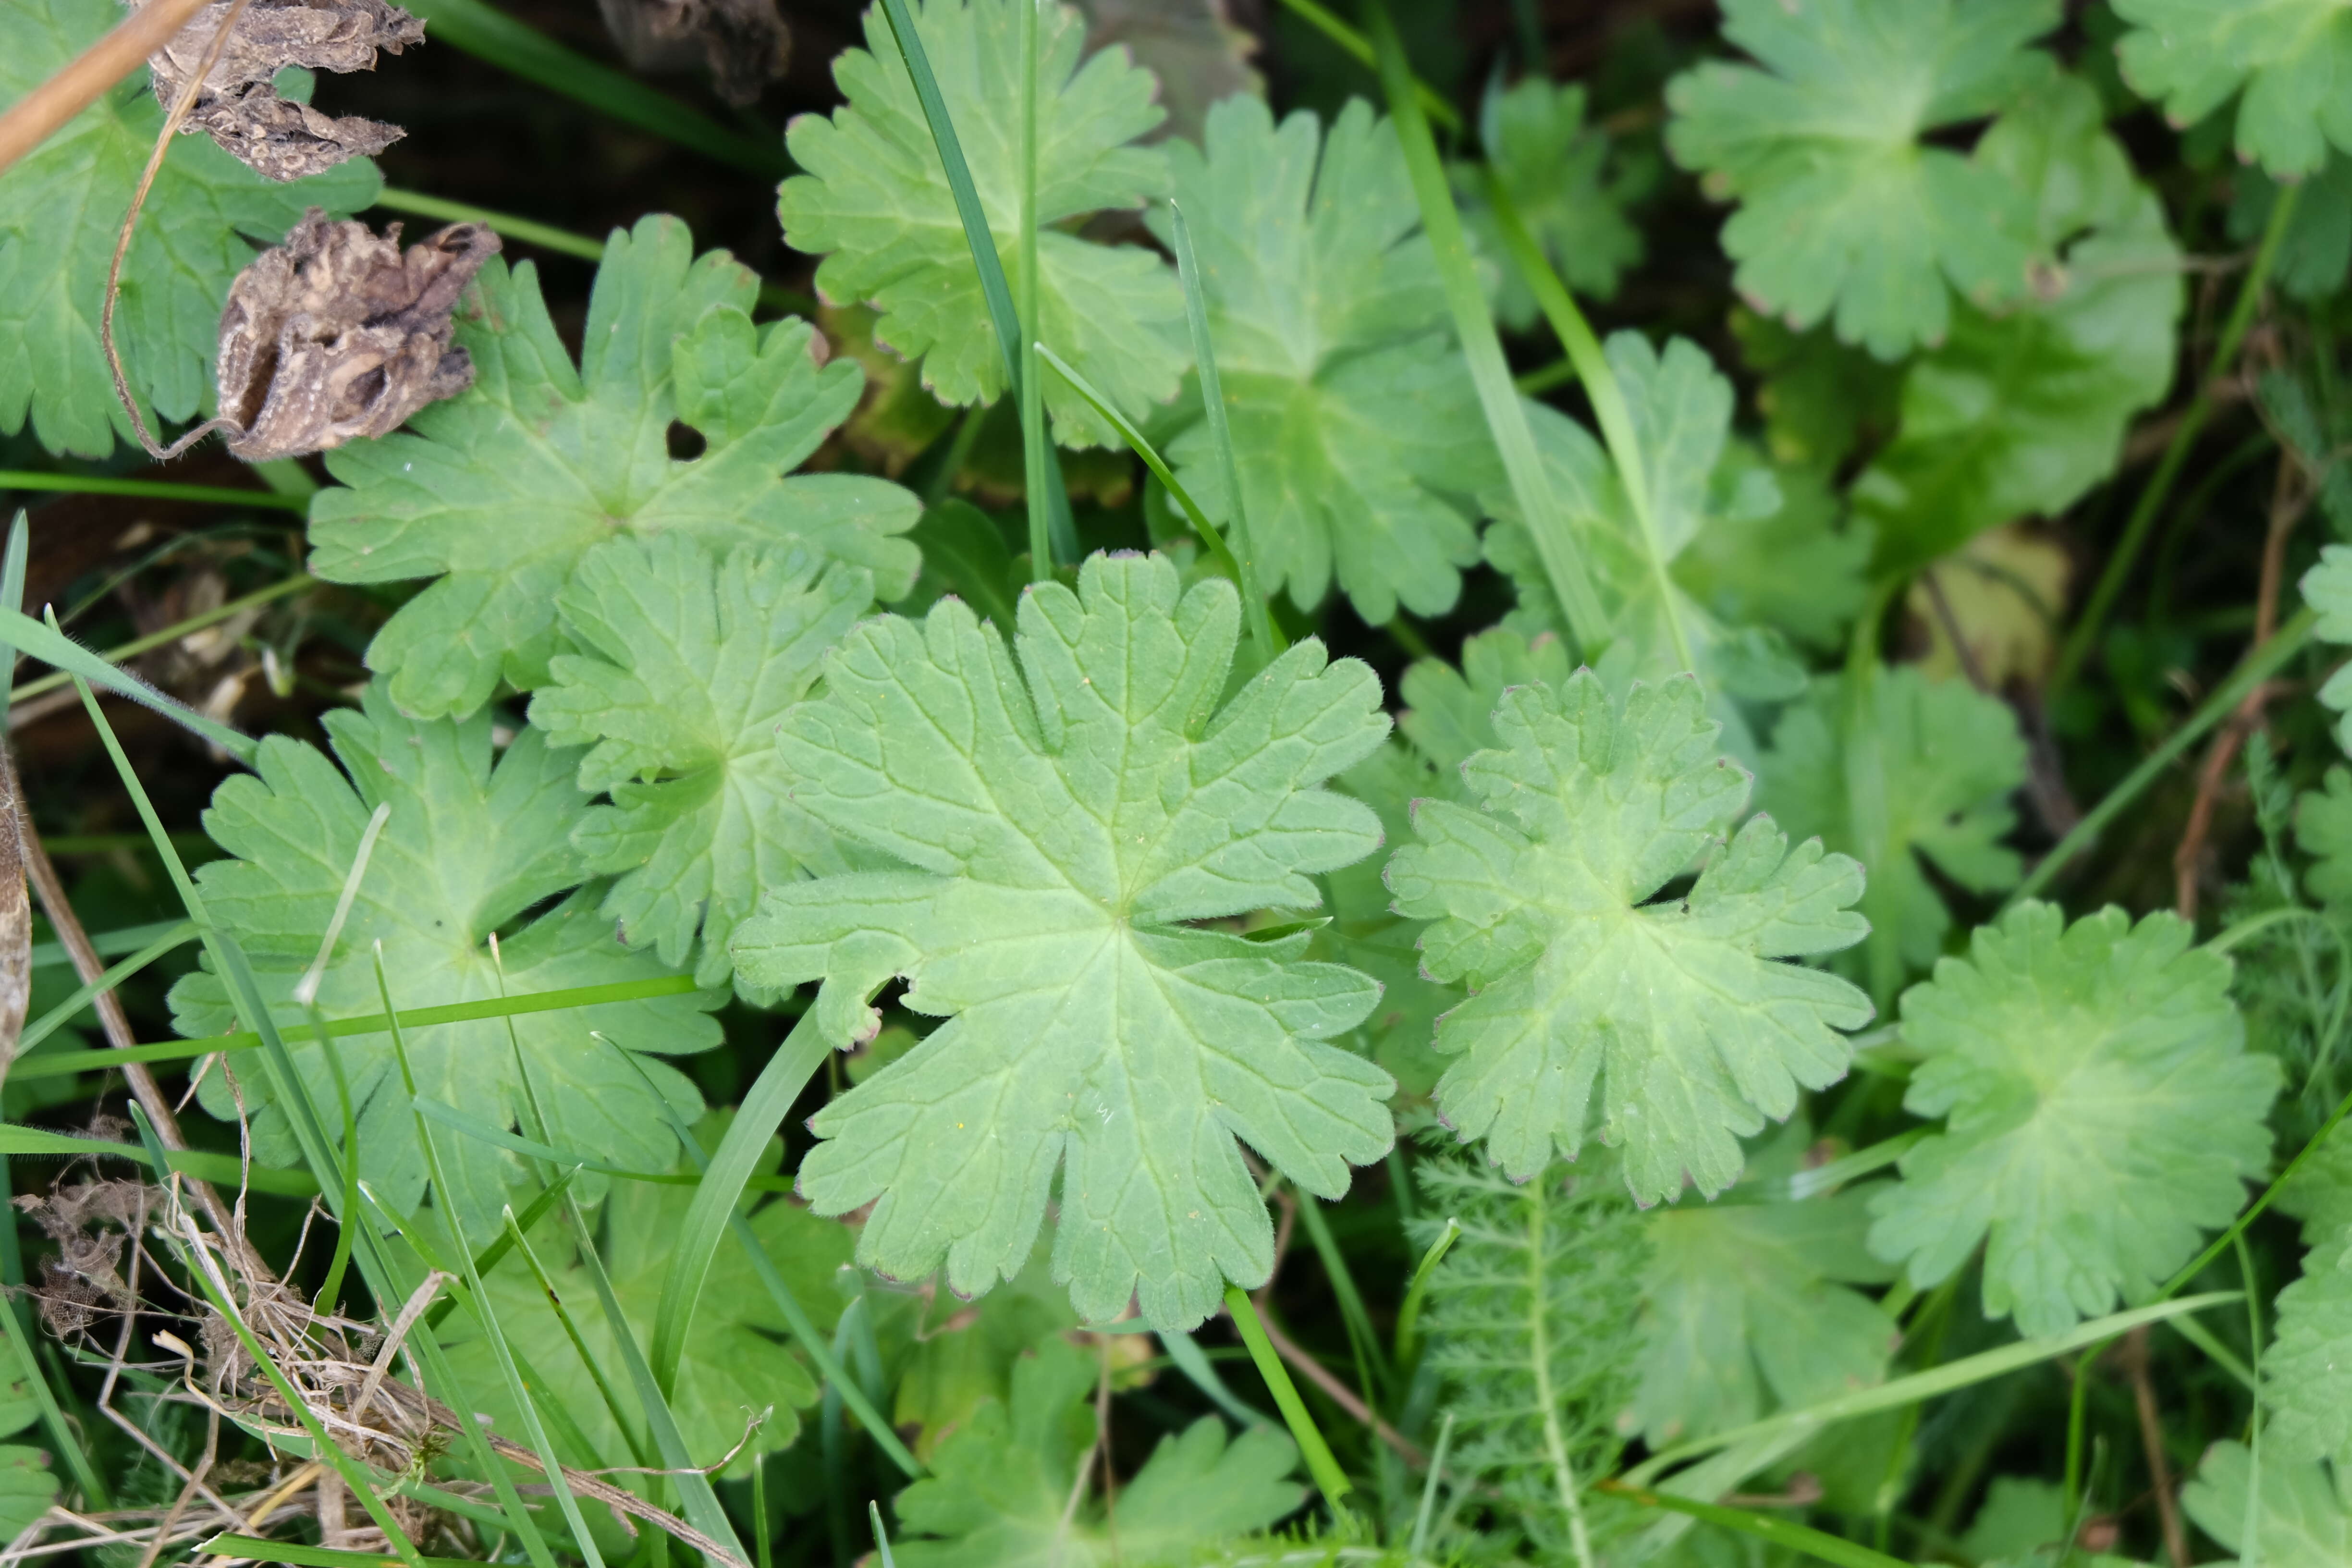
[171,682,724,1244]
[1665,0,2057,359]
[1482,335,1861,735]
[776,0,1184,448]
[1855,76,2184,574]
[1153,95,1496,624]
[1760,666,2028,998]
[2114,0,2352,180]
[439,1116,853,1474]
[1458,76,1647,330]
[1865,903,2278,1337]
[307,214,919,719]
[0,0,380,457]
[1635,1182,1897,1446]
[2269,1228,2352,1469]
[2183,1441,2352,1567]
[891,1331,1302,1567]
[732,552,1395,1328]
[1385,669,1874,1204]
[527,535,874,992]
[2302,544,2352,754]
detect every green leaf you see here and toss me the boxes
[526,535,873,991]
[438,1117,852,1475]
[2114,0,2352,179]
[0,0,381,457]
[1413,1154,1645,1559]
[732,552,1395,1328]
[1153,96,1496,624]
[1482,334,1849,717]
[1729,309,1903,474]
[306,214,919,719]
[1864,902,2278,1336]
[1664,0,2057,359]
[891,1332,1304,1567]
[1853,76,2184,574]
[1458,76,1646,331]
[0,1447,56,1540]
[1634,1128,1899,1446]
[2268,1226,2352,1468]
[2182,1441,2352,1567]
[892,1244,1078,1460]
[1759,667,2028,991]
[2303,545,2352,753]
[1384,668,1874,1203]
[776,0,1183,448]
[171,682,723,1244]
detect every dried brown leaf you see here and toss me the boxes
[215,209,499,461]
[135,0,424,181]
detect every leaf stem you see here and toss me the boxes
[1224,1284,1353,1509]
[2007,605,2316,906]
[1369,4,1606,654]
[2046,183,2301,704]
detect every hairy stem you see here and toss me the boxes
[1525,1182,1596,1568]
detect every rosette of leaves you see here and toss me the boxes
[1664,0,2058,359]
[1384,668,1874,1204]
[1760,666,2028,1003]
[1481,333,1869,724]
[891,1331,1302,1566]
[306,214,919,720]
[1152,95,1496,624]
[1457,76,1647,330]
[1853,76,2185,575]
[776,0,1183,447]
[172,682,724,1243]
[0,0,381,456]
[1632,1125,1898,1445]
[1865,903,2278,1336]
[526,534,874,992]
[1413,1153,1645,1561]
[438,1116,853,1478]
[732,552,1396,1328]
[2114,0,2352,180]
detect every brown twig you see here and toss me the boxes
[2174,455,2311,919]
[0,0,218,176]
[1240,1292,1425,1468]
[18,812,255,1272]
[2118,1328,2189,1568]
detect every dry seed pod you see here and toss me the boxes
[215,209,499,462]
[597,0,789,107]
[135,0,425,181]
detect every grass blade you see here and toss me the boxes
[1622,1292,2239,1485]
[10,972,701,1082]
[1269,0,1459,131]
[1225,1285,1353,1508]
[398,0,787,177]
[610,1042,922,1478]
[1598,1479,1918,1568]
[1016,0,1049,578]
[1366,4,1605,652]
[198,1537,484,1568]
[650,1006,830,1397]
[0,472,306,512]
[368,951,608,1568]
[872,0,1074,564]
[12,919,193,1058]
[1290,1190,1385,1405]
[1159,1324,1270,1430]
[1481,172,1688,670]
[1035,344,1252,599]
[1393,1216,1460,1368]
[1166,199,1282,659]
[0,1123,313,1193]
[10,573,314,708]
[14,606,254,760]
